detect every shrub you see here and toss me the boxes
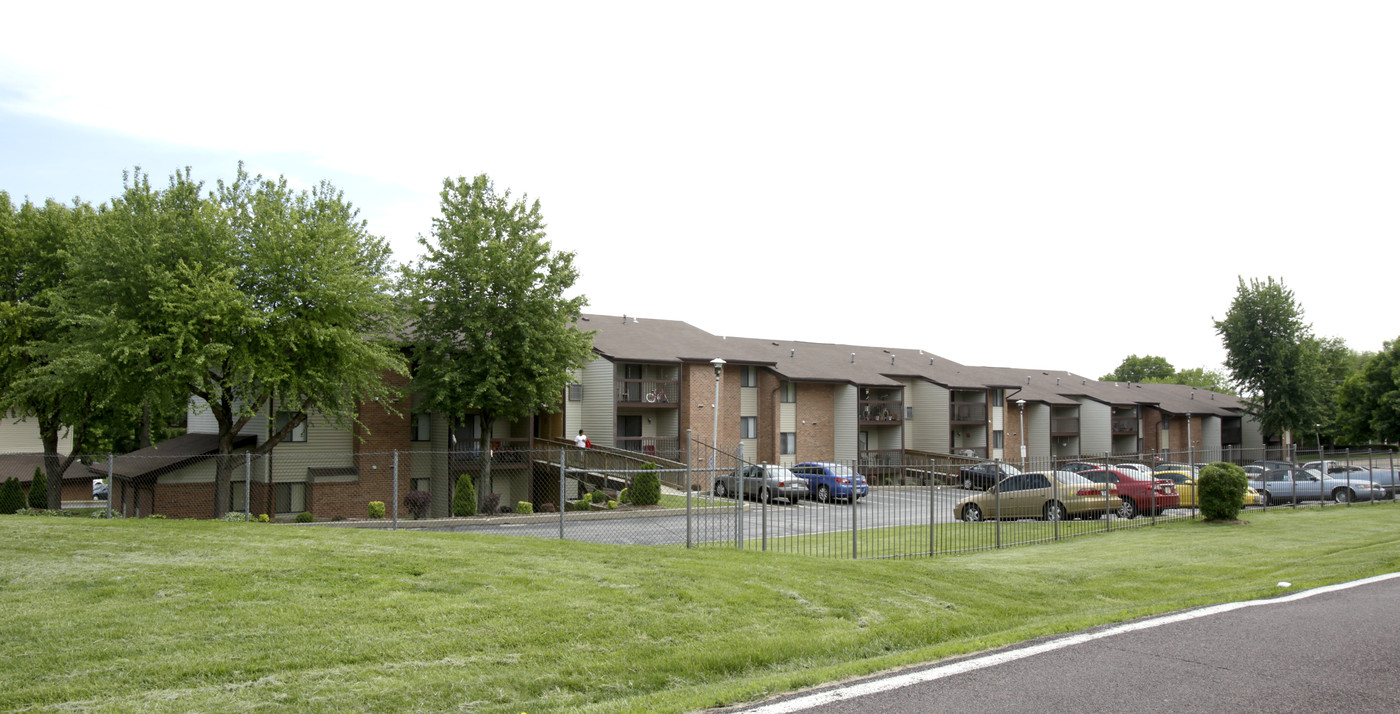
[0,477,23,514]
[516,501,533,514]
[631,463,661,506]
[27,468,47,509]
[14,508,72,517]
[147,513,167,519]
[481,492,501,515]
[405,490,431,519]
[1199,462,1248,520]
[539,502,557,513]
[607,500,618,509]
[258,513,270,523]
[619,488,631,504]
[452,474,477,517]
[92,510,125,519]
[220,511,250,522]
[295,511,315,523]
[367,501,386,519]
[591,489,610,505]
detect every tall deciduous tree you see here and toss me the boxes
[1213,277,1323,442]
[0,194,108,508]
[1337,337,1400,444]
[56,166,406,516]
[404,174,594,499]
[1101,355,1175,382]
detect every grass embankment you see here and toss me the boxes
[2,504,1398,712]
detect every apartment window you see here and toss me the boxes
[780,432,796,455]
[229,483,247,513]
[1162,420,1170,431]
[740,366,757,388]
[567,384,583,401]
[779,382,796,403]
[411,413,431,442]
[410,477,431,493]
[274,482,306,514]
[740,417,757,439]
[993,430,1004,448]
[906,406,915,420]
[275,411,307,442]
[992,388,1005,403]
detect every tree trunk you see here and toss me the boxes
[139,401,152,449]
[478,417,494,512]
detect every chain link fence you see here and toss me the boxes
[2,443,1395,558]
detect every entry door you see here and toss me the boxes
[616,415,643,453]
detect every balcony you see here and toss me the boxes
[860,399,903,426]
[950,402,987,423]
[615,378,679,407]
[450,436,532,473]
[1112,416,1138,435]
[614,436,682,463]
[1050,417,1079,437]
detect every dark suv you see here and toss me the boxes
[957,462,1022,491]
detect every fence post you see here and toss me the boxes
[685,429,693,549]
[928,456,936,556]
[392,450,399,530]
[994,458,1001,548]
[106,454,113,519]
[736,443,745,550]
[244,452,251,522]
[559,449,566,540]
[851,456,858,559]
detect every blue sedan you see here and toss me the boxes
[792,462,869,503]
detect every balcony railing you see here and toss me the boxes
[860,400,903,425]
[450,437,532,470]
[950,403,987,423]
[616,378,679,406]
[1222,426,1242,444]
[613,436,682,463]
[1111,417,1138,435]
[1050,417,1079,436]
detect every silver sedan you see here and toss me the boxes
[712,465,808,505]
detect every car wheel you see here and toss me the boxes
[962,504,984,522]
[817,485,831,503]
[1044,501,1067,521]
[760,487,771,504]
[715,481,728,498]
[962,476,974,491]
[1334,488,1353,504]
[1118,498,1139,520]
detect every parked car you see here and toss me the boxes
[712,465,807,505]
[1153,470,1262,508]
[1111,462,1156,479]
[954,471,1120,522]
[957,462,1022,491]
[1058,461,1104,474]
[1251,468,1385,505]
[1249,459,1297,472]
[1154,462,1207,476]
[1079,468,1180,518]
[92,478,109,500]
[1300,462,1398,498]
[791,462,868,503]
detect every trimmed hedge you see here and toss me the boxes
[453,474,477,517]
[1199,462,1248,520]
[631,463,661,506]
[27,468,47,509]
[367,501,386,519]
[0,477,24,514]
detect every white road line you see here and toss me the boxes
[737,572,1400,714]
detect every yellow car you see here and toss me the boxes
[1154,470,1262,508]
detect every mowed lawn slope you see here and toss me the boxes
[3,506,1399,712]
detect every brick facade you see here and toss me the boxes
[795,383,836,463]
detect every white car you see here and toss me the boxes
[92,479,109,499]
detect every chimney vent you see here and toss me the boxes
[850,353,855,363]
[790,349,795,358]
[622,314,627,324]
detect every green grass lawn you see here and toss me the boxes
[3,504,1399,712]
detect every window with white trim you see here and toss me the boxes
[780,432,796,455]
[275,411,307,442]
[740,417,757,439]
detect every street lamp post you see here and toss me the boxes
[710,358,726,454]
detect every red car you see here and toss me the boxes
[1078,468,1180,519]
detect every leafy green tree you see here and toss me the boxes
[404,174,594,497]
[55,166,406,516]
[0,194,109,508]
[26,467,46,509]
[1154,367,1234,394]
[1213,277,1324,443]
[1102,355,1175,382]
[1337,337,1400,444]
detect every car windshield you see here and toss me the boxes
[1000,464,1023,476]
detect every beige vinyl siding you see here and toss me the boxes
[740,384,757,416]
[834,385,857,463]
[991,405,1004,460]
[1241,415,1265,451]
[1200,415,1222,462]
[0,413,72,452]
[564,370,583,436]
[410,410,453,517]
[581,357,615,446]
[1027,402,1050,462]
[1078,399,1111,456]
[905,380,948,453]
[268,410,352,483]
[186,397,269,443]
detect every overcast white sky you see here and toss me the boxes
[2,1,1396,381]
